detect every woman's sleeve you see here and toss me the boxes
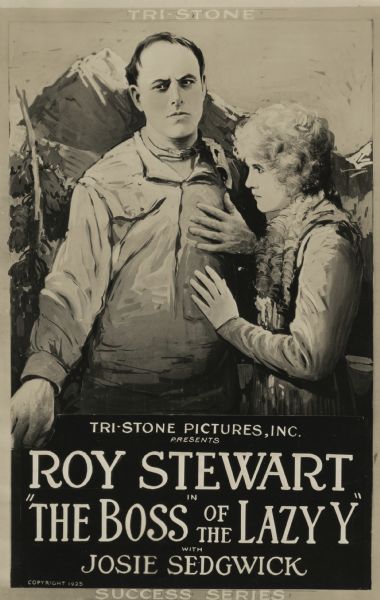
[21,182,113,391]
[218,226,363,381]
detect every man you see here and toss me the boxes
[11,32,257,447]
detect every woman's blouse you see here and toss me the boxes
[218,223,363,382]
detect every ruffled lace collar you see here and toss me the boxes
[254,192,360,331]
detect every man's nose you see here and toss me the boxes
[169,83,183,106]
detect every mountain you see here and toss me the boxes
[26,49,143,156]
[200,91,248,151]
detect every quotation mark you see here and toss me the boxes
[354,492,362,500]
[26,494,35,502]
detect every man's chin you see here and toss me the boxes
[165,123,197,140]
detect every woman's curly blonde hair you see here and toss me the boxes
[234,103,336,198]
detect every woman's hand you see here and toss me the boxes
[190,266,239,330]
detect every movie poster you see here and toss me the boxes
[0,2,378,600]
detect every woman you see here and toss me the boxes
[191,103,363,415]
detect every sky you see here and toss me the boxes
[8,16,372,155]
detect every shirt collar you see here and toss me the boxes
[133,130,233,189]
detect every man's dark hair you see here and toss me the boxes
[126,32,205,86]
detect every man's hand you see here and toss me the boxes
[190,266,239,330]
[11,379,55,448]
[189,193,256,254]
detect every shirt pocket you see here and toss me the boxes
[110,193,167,278]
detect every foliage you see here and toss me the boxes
[9,248,49,288]
[9,198,33,253]
[8,145,74,254]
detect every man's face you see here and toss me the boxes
[129,41,206,142]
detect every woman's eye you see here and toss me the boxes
[252,164,264,174]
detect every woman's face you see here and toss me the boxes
[245,158,291,214]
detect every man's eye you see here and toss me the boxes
[181,79,194,87]
[153,83,168,92]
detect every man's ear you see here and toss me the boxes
[129,85,142,111]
